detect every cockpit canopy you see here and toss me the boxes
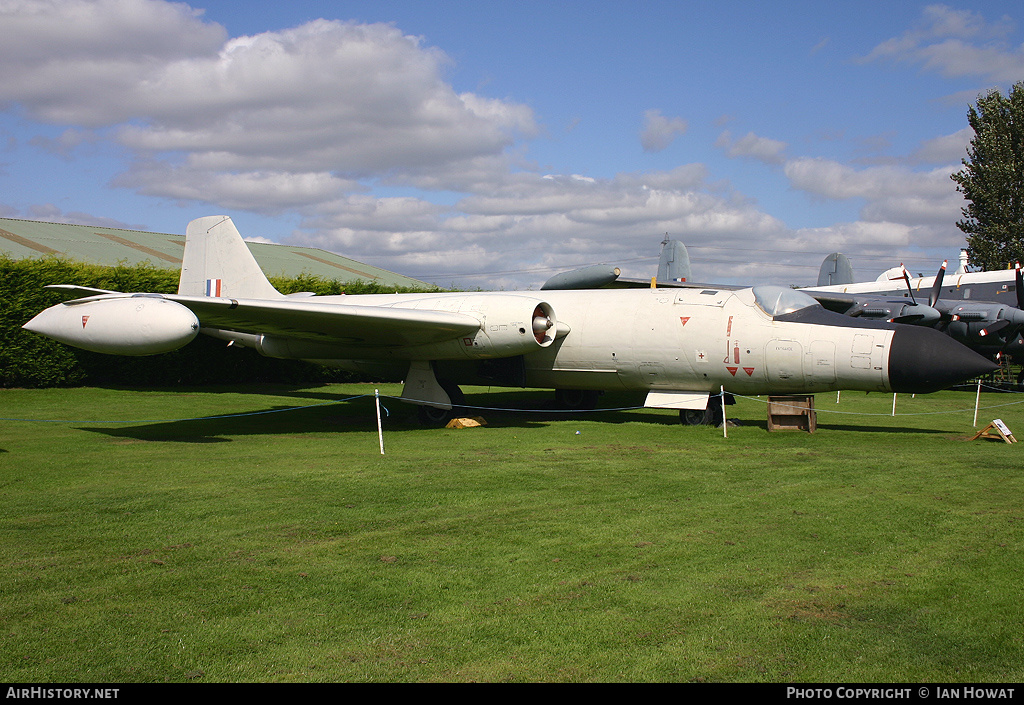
[752,285,822,318]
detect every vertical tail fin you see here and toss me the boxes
[817,253,854,287]
[178,216,283,299]
[656,238,692,282]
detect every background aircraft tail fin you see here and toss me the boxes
[817,253,855,287]
[178,216,283,299]
[656,238,692,282]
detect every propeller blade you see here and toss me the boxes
[928,259,947,308]
[979,319,1010,337]
[899,264,917,305]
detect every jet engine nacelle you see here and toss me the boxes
[233,294,561,362]
[23,296,200,355]
[395,294,560,359]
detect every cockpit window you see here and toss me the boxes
[752,285,821,317]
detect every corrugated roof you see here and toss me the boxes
[0,217,429,288]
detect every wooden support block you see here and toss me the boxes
[446,416,488,429]
[767,395,816,432]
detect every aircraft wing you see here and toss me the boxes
[45,284,124,296]
[804,290,945,325]
[605,277,742,290]
[165,294,483,346]
[38,290,483,349]
[539,265,741,290]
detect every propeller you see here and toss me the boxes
[884,262,941,325]
[928,259,947,308]
[932,260,1024,361]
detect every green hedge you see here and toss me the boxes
[1,257,442,388]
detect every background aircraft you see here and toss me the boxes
[804,253,1024,366]
[541,235,696,290]
[24,216,995,426]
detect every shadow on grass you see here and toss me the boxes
[78,402,401,442]
[76,386,962,441]
[75,388,683,442]
[93,382,367,402]
[814,422,951,434]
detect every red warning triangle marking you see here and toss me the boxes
[81,315,90,328]
[679,316,690,326]
[726,366,738,376]
[743,367,755,376]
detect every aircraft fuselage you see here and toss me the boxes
[249,286,988,399]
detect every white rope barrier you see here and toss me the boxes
[5,382,1024,426]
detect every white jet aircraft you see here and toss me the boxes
[24,216,997,425]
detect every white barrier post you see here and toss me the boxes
[974,379,981,428]
[721,386,727,439]
[375,389,385,454]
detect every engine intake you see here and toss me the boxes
[394,294,559,359]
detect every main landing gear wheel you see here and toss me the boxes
[679,405,723,426]
[554,389,601,410]
[416,382,465,426]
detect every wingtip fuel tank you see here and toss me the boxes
[23,296,200,356]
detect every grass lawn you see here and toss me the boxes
[1,383,1022,682]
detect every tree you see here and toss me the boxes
[951,82,1024,270]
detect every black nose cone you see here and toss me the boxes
[889,326,998,393]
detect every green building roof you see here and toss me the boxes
[0,217,429,288]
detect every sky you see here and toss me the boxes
[1,0,1022,290]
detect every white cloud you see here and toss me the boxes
[112,163,360,213]
[0,2,537,185]
[640,109,688,152]
[284,166,795,287]
[0,0,226,125]
[783,157,965,251]
[790,221,920,254]
[115,20,536,177]
[0,0,225,61]
[0,1,982,291]
[716,130,787,165]
[911,127,973,164]
[858,4,1024,84]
